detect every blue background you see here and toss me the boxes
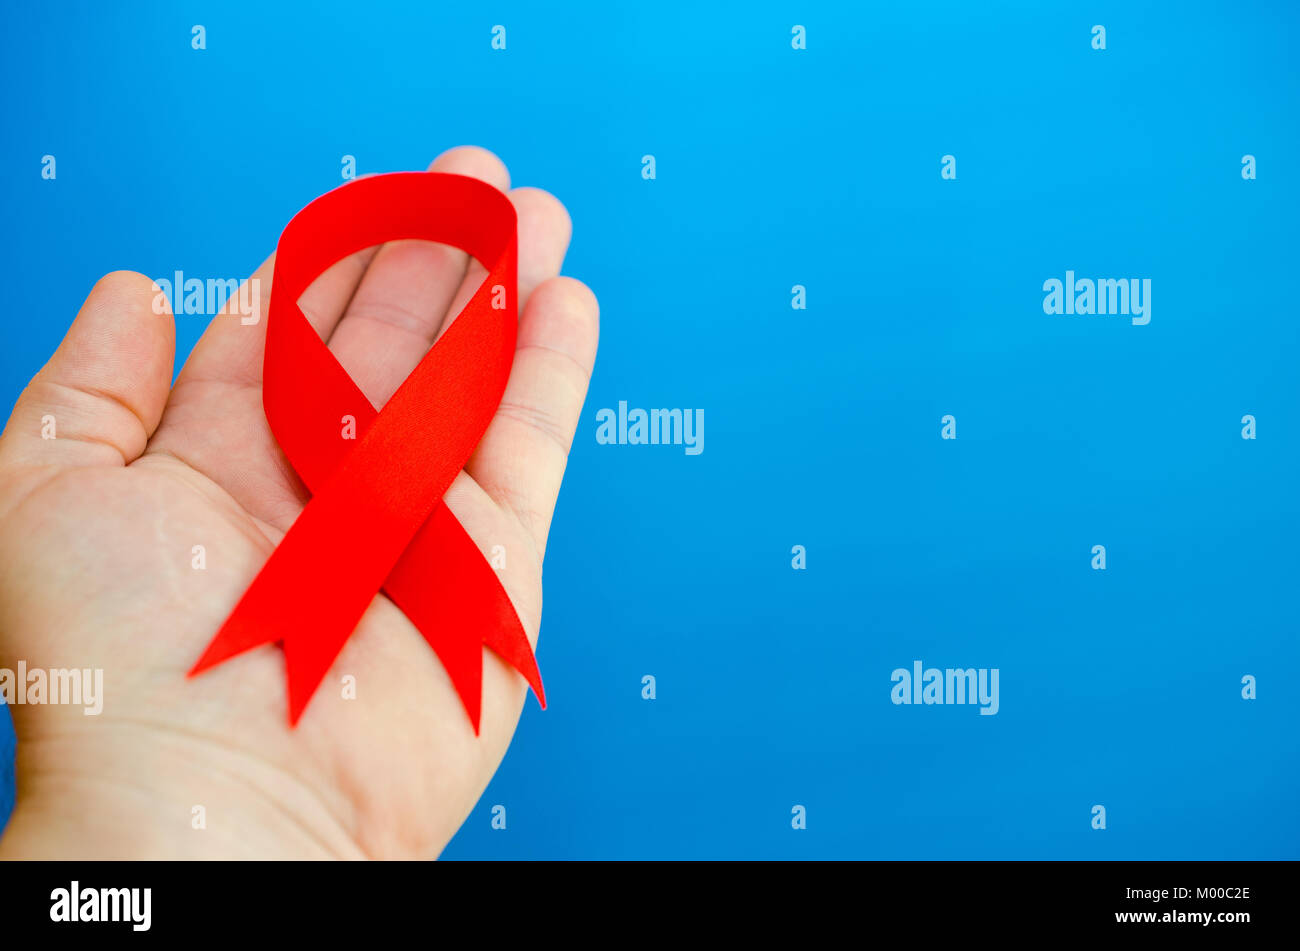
[1,0,1296,858]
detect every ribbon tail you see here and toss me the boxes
[283,627,353,725]
[193,477,407,724]
[190,577,372,727]
[385,506,544,732]
[188,580,286,676]
[418,619,485,734]
[482,612,545,710]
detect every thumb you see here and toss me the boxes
[0,271,175,478]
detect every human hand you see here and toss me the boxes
[0,146,598,859]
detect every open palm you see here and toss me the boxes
[0,147,598,859]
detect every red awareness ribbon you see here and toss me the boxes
[188,171,544,731]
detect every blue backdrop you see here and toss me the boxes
[1,0,1296,858]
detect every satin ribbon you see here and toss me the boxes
[189,171,544,731]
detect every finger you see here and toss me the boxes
[326,146,510,407]
[143,245,379,531]
[466,277,599,557]
[172,243,376,391]
[435,187,572,344]
[0,271,175,476]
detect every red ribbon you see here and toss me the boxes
[188,171,544,731]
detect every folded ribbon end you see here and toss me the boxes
[483,624,545,710]
[188,614,274,678]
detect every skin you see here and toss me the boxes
[0,146,598,859]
